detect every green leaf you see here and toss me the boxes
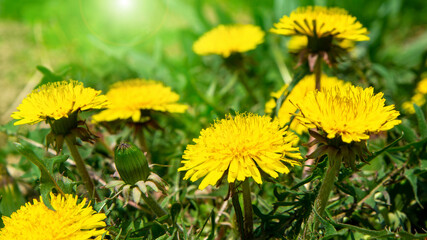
[0,179,25,216]
[170,203,182,223]
[388,137,427,152]
[397,231,427,239]
[310,208,338,239]
[196,208,214,240]
[335,183,357,199]
[319,211,427,239]
[324,215,391,237]
[0,121,19,135]
[0,164,25,216]
[207,207,216,240]
[396,122,417,143]
[156,214,170,223]
[404,168,421,207]
[340,134,403,179]
[35,65,65,89]
[14,143,66,209]
[292,159,327,190]
[413,104,427,138]
[253,205,269,221]
[420,160,427,170]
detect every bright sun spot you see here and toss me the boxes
[117,0,132,10]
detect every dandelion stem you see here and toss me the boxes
[303,154,341,237]
[140,193,172,224]
[242,179,254,240]
[64,135,100,201]
[231,183,245,240]
[315,155,341,220]
[314,56,322,90]
[136,127,152,164]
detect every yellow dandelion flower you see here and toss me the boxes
[295,85,401,143]
[0,192,107,240]
[402,78,427,113]
[287,35,354,53]
[403,93,426,114]
[11,80,108,126]
[416,77,427,95]
[265,74,350,134]
[92,79,188,122]
[271,6,369,42]
[179,113,302,190]
[193,24,265,58]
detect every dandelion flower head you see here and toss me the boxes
[92,79,188,122]
[193,24,265,58]
[265,74,350,134]
[403,77,427,113]
[271,6,369,42]
[295,85,401,143]
[179,113,302,190]
[11,80,108,125]
[415,77,427,95]
[0,192,107,240]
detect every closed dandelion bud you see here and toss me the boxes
[115,142,150,185]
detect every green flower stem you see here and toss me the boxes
[303,154,341,237]
[242,179,254,240]
[136,127,152,164]
[231,183,245,240]
[64,135,100,201]
[140,193,172,225]
[315,155,341,219]
[314,56,322,90]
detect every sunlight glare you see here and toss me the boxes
[117,0,132,10]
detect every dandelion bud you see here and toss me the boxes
[114,142,150,185]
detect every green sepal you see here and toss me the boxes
[47,111,79,136]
